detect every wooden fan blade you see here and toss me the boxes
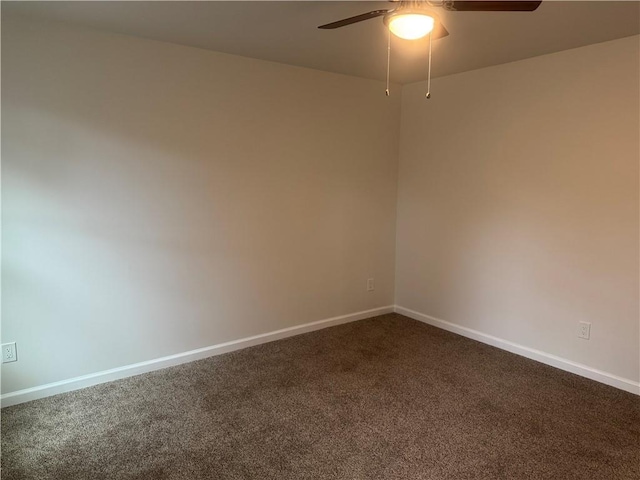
[318,10,389,29]
[446,1,542,12]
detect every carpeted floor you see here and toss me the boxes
[2,313,638,479]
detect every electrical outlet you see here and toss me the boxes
[367,278,375,291]
[578,322,591,340]
[2,342,17,363]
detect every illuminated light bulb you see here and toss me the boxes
[387,13,435,40]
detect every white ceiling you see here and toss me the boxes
[4,1,639,84]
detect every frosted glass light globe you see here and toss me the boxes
[388,13,435,40]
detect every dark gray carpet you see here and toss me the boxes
[2,313,639,479]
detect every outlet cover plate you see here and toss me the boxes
[2,342,17,363]
[578,322,591,340]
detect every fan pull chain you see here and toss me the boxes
[385,28,391,96]
[426,30,432,99]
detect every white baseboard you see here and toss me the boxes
[5,304,636,407]
[1,305,394,408]
[395,305,640,396]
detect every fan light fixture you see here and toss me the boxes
[385,12,435,40]
[318,0,544,97]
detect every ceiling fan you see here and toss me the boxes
[319,1,543,40]
[318,1,542,97]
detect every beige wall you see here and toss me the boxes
[3,14,638,397]
[396,35,640,383]
[1,16,400,394]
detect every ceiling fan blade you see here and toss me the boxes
[433,23,450,40]
[318,10,389,29]
[446,1,542,12]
